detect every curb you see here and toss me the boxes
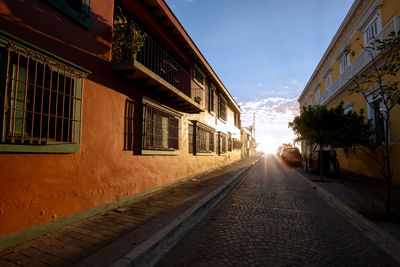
[295,169,400,262]
[106,157,261,267]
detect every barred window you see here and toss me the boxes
[188,123,193,153]
[0,41,83,152]
[124,99,134,151]
[234,112,241,128]
[209,85,215,113]
[196,126,214,153]
[193,66,205,85]
[228,133,232,152]
[142,103,179,150]
[233,138,242,150]
[218,132,227,155]
[218,95,227,121]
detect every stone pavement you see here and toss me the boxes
[158,155,398,266]
[0,155,260,267]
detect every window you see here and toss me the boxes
[233,138,241,150]
[366,88,385,144]
[218,132,227,155]
[45,0,91,28]
[188,121,214,154]
[228,133,232,152]
[208,85,215,113]
[196,126,214,153]
[193,65,205,85]
[343,102,353,114]
[370,100,385,144]
[0,41,84,153]
[308,96,312,106]
[325,73,332,89]
[340,53,350,74]
[218,94,227,121]
[315,87,320,100]
[234,112,241,128]
[364,18,379,44]
[124,99,134,151]
[142,103,179,151]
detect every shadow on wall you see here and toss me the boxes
[0,0,140,98]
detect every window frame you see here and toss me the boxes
[189,120,215,155]
[365,87,387,144]
[193,65,205,85]
[339,52,350,74]
[0,35,87,153]
[218,94,227,122]
[363,12,382,46]
[45,0,91,29]
[142,99,181,154]
[315,87,320,101]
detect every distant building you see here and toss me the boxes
[298,0,400,182]
[0,0,245,249]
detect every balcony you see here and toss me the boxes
[111,12,204,113]
[316,15,400,105]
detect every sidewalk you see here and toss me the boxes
[0,155,261,267]
[290,160,400,258]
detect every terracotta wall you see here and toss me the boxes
[0,0,242,238]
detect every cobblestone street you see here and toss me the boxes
[157,155,397,266]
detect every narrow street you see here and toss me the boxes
[157,155,397,266]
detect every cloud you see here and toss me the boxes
[239,97,300,153]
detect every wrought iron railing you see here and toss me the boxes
[135,36,192,98]
[316,15,399,105]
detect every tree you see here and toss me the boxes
[350,30,400,217]
[289,103,371,181]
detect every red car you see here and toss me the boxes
[281,147,302,166]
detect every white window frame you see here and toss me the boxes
[363,12,382,46]
[325,73,332,89]
[315,87,320,101]
[340,53,350,74]
[343,102,353,114]
[365,87,388,143]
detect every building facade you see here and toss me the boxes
[0,0,244,249]
[298,0,400,182]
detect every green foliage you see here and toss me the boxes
[288,103,371,150]
[112,3,147,61]
[350,30,400,217]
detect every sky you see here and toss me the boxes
[165,0,354,153]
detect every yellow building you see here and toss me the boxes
[298,0,400,183]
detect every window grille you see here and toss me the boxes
[67,0,91,17]
[218,132,227,154]
[228,133,232,152]
[233,138,241,150]
[142,103,179,150]
[188,123,193,153]
[196,126,214,153]
[218,95,227,121]
[1,41,83,145]
[124,99,134,151]
[209,85,215,113]
[193,66,205,85]
[234,112,241,128]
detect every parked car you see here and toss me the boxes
[281,147,302,166]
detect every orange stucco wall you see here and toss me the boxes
[0,0,242,238]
